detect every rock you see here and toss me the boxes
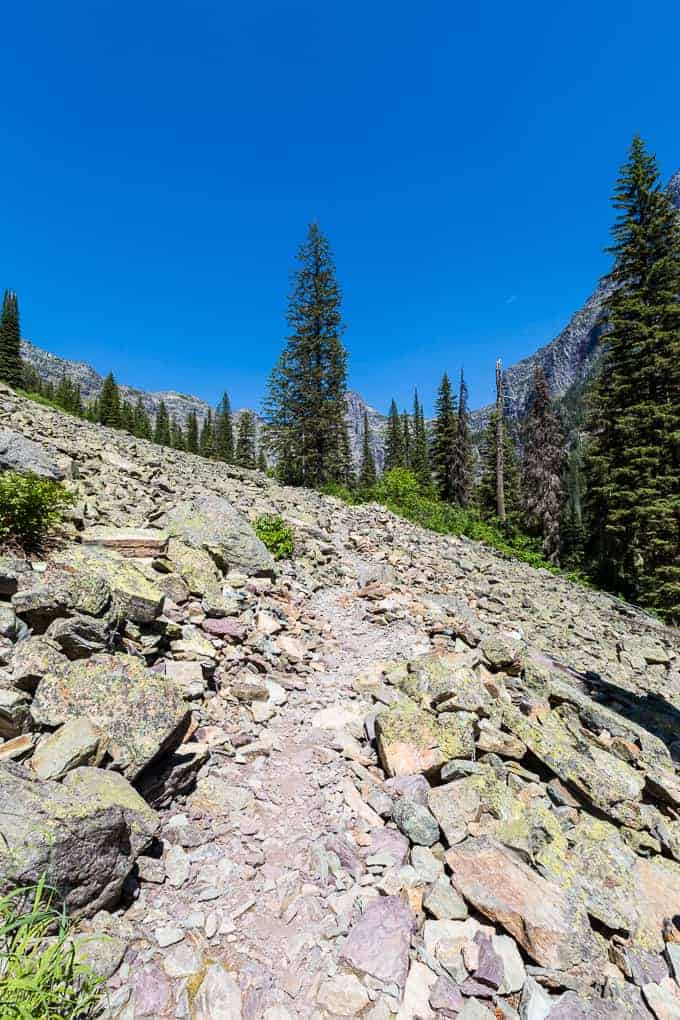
[31,653,190,779]
[162,494,275,577]
[162,940,203,977]
[339,894,416,990]
[62,767,159,855]
[642,984,680,1020]
[165,844,191,888]
[458,1000,495,1019]
[51,547,164,624]
[12,569,111,632]
[411,845,445,884]
[201,617,245,641]
[0,426,70,479]
[446,837,600,971]
[80,526,169,557]
[166,538,223,598]
[0,763,151,916]
[392,797,440,846]
[0,604,17,639]
[191,963,243,1019]
[71,932,128,980]
[429,975,465,1014]
[423,877,468,920]
[547,992,589,1019]
[520,976,553,1019]
[164,660,207,700]
[137,741,209,807]
[481,635,523,674]
[397,960,437,1019]
[0,732,36,761]
[376,700,474,778]
[31,717,102,779]
[45,614,111,659]
[493,934,526,994]
[0,683,31,738]
[0,554,30,596]
[385,773,432,805]
[317,973,370,1015]
[10,636,69,693]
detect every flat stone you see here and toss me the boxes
[0,732,36,761]
[446,837,601,971]
[80,526,169,557]
[642,983,680,1020]
[339,894,416,990]
[397,959,437,1019]
[31,717,101,780]
[165,844,191,887]
[201,617,246,640]
[71,932,128,979]
[155,926,184,947]
[0,426,70,480]
[317,973,370,1015]
[520,976,553,1020]
[493,934,526,994]
[429,975,465,1014]
[162,940,202,978]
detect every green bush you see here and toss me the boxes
[0,877,103,1019]
[254,514,295,560]
[374,467,421,505]
[0,472,74,549]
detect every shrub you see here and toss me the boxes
[254,514,295,560]
[0,876,103,1019]
[374,468,420,505]
[0,472,74,549]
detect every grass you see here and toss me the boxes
[0,877,103,1020]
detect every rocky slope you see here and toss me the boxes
[1,387,680,1018]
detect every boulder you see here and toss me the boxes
[12,569,111,632]
[45,613,111,659]
[0,763,154,917]
[162,494,275,577]
[10,635,69,692]
[376,700,475,778]
[31,653,190,779]
[80,526,169,557]
[51,547,164,624]
[0,683,31,738]
[339,894,416,990]
[62,766,159,856]
[166,538,223,598]
[446,836,601,971]
[0,427,71,480]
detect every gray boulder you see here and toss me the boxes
[162,494,275,577]
[0,427,71,480]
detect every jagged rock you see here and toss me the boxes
[423,876,468,920]
[376,700,475,777]
[137,741,209,807]
[391,796,439,846]
[51,547,164,624]
[481,634,523,674]
[642,983,680,1020]
[80,526,169,557]
[339,894,416,989]
[0,554,30,596]
[12,568,111,631]
[317,973,370,1015]
[10,635,70,692]
[164,659,207,699]
[0,763,153,916]
[62,767,159,855]
[189,962,243,1019]
[0,425,71,479]
[446,836,601,971]
[30,717,102,779]
[166,537,223,598]
[0,604,17,639]
[31,653,190,779]
[162,494,275,577]
[45,613,111,659]
[0,682,31,737]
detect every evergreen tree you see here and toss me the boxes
[451,369,473,507]
[561,437,587,567]
[411,390,431,491]
[236,410,257,468]
[265,222,350,487]
[430,373,458,501]
[199,410,215,458]
[359,410,377,488]
[99,372,121,428]
[186,411,199,453]
[170,416,185,450]
[214,393,235,463]
[0,290,22,388]
[521,365,564,561]
[401,411,412,469]
[257,447,267,472]
[477,410,520,522]
[21,363,43,394]
[119,399,135,433]
[584,136,680,616]
[153,400,171,446]
[133,398,152,440]
[384,399,404,471]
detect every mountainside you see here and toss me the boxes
[1,385,679,1018]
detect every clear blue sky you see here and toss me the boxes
[2,1,679,415]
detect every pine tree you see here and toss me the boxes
[584,136,680,616]
[451,369,473,507]
[119,399,135,433]
[235,411,257,468]
[170,416,185,450]
[477,410,520,522]
[186,411,199,453]
[430,373,457,501]
[401,412,412,469]
[133,398,152,440]
[561,437,587,567]
[384,399,404,471]
[521,365,564,561]
[359,410,377,488]
[214,393,235,463]
[153,400,171,446]
[257,447,267,472]
[265,222,350,487]
[99,372,121,428]
[411,391,431,492]
[21,363,43,394]
[0,290,22,388]
[199,410,215,458]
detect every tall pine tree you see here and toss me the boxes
[215,393,235,462]
[235,411,257,468]
[477,410,520,523]
[154,400,171,446]
[359,410,377,488]
[99,373,121,428]
[200,410,215,458]
[451,369,473,507]
[0,290,22,388]
[186,411,199,453]
[430,373,457,502]
[265,223,350,487]
[521,365,563,561]
[411,390,431,492]
[584,136,680,617]
[384,399,404,471]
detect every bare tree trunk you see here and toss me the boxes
[495,359,506,522]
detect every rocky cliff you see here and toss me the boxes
[1,386,680,1018]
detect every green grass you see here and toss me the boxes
[0,877,103,1019]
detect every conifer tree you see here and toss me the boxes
[153,400,171,446]
[401,412,412,469]
[561,437,586,567]
[430,373,458,501]
[265,223,350,487]
[359,410,377,488]
[384,399,404,471]
[584,136,680,616]
[0,290,22,388]
[119,399,135,434]
[451,370,473,507]
[477,410,520,522]
[215,392,235,463]
[133,398,152,440]
[170,416,185,450]
[235,411,257,468]
[411,391,431,491]
[199,410,215,458]
[186,411,199,453]
[21,363,43,394]
[521,366,564,561]
[257,447,267,472]
[99,372,121,428]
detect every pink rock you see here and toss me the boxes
[339,895,416,989]
[202,617,245,641]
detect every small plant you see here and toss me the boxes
[0,876,103,1019]
[254,514,295,560]
[0,471,74,549]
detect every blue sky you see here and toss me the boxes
[1,1,679,415]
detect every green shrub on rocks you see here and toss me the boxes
[0,876,103,1019]
[0,471,74,549]
[254,514,294,560]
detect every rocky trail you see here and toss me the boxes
[2,383,680,1019]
